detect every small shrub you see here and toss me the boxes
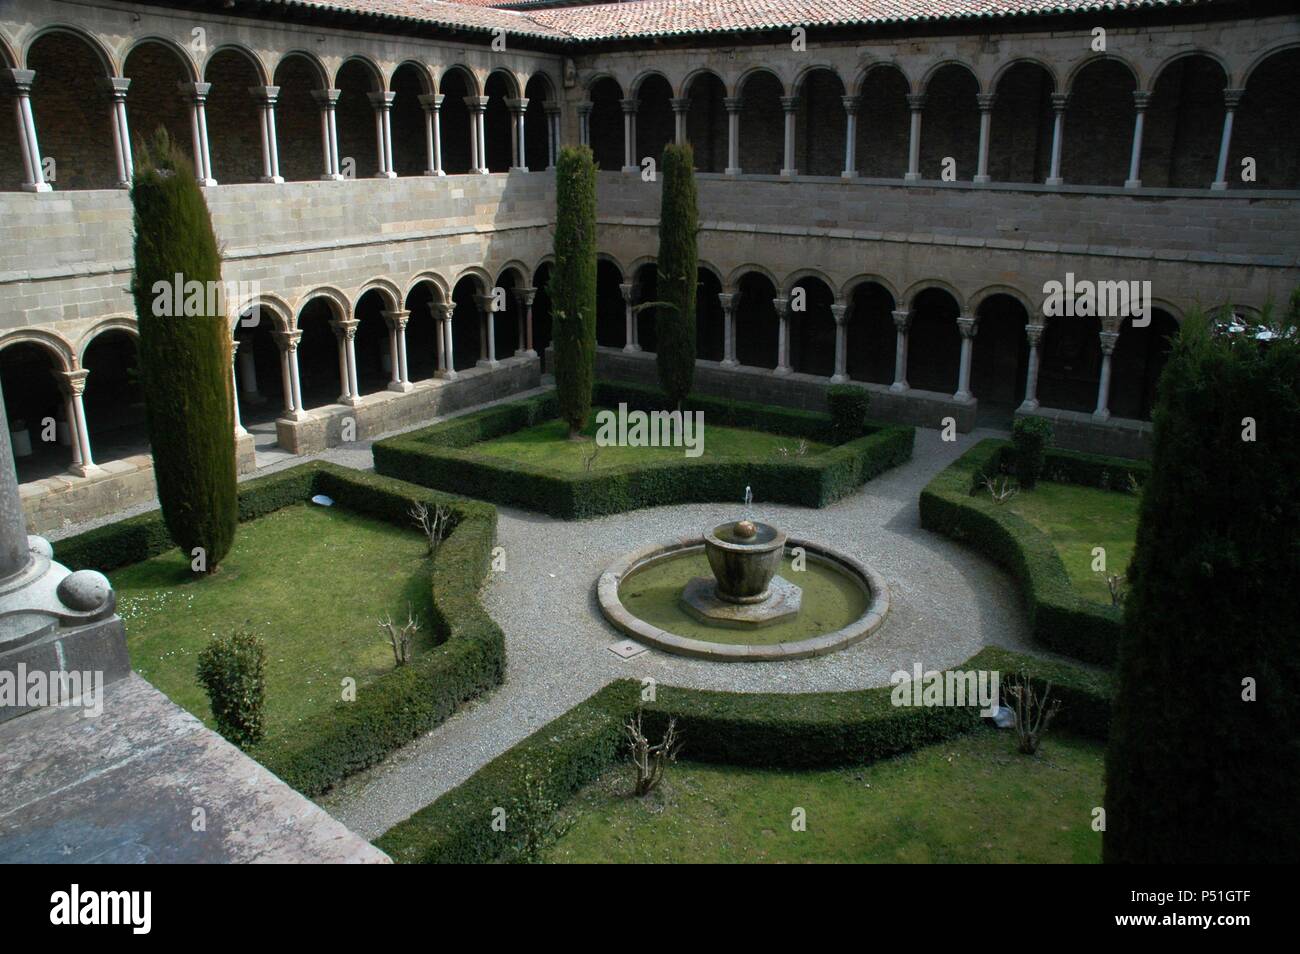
[626,708,682,797]
[1001,670,1061,755]
[1011,417,1054,489]
[827,384,871,444]
[196,630,267,749]
[504,771,571,864]
[982,475,1018,504]
[379,605,421,667]
[409,502,451,556]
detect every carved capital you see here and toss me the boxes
[891,309,912,331]
[1025,323,1045,346]
[957,315,978,339]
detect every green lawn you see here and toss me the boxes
[1006,481,1140,605]
[544,728,1104,864]
[473,409,828,473]
[113,503,433,741]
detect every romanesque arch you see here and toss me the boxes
[204,46,264,184]
[335,56,383,179]
[845,279,897,385]
[684,70,726,173]
[793,67,845,177]
[855,64,909,179]
[439,66,477,175]
[737,69,783,175]
[272,52,329,182]
[989,61,1055,184]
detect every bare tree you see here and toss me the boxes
[583,442,600,473]
[983,475,1019,504]
[625,708,683,797]
[1001,670,1062,755]
[1107,572,1128,606]
[409,502,451,556]
[378,604,421,666]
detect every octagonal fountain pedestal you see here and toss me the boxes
[597,519,890,662]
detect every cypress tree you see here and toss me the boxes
[130,129,237,573]
[550,146,597,439]
[654,143,699,410]
[1103,310,1300,863]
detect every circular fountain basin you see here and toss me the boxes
[597,537,890,661]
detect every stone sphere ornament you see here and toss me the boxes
[57,570,114,613]
[734,519,757,540]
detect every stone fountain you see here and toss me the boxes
[681,519,801,626]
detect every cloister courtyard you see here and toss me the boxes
[0,0,1295,881]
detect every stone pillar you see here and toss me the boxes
[671,97,688,145]
[890,308,911,392]
[841,95,858,178]
[544,103,560,168]
[250,85,284,183]
[275,331,306,420]
[780,95,799,177]
[332,320,360,405]
[1093,330,1119,421]
[620,97,638,173]
[464,95,488,173]
[1019,323,1044,411]
[476,293,499,366]
[905,93,925,181]
[103,77,133,188]
[578,102,592,146]
[518,286,537,356]
[718,292,738,367]
[1046,93,1068,187]
[312,88,344,180]
[506,97,529,170]
[57,370,97,476]
[385,318,401,388]
[1125,90,1151,189]
[0,390,33,576]
[619,282,640,352]
[2,70,51,192]
[830,303,848,383]
[368,91,396,178]
[773,296,791,375]
[178,81,216,186]
[954,315,978,403]
[419,94,445,175]
[974,92,995,185]
[383,309,412,391]
[230,341,247,436]
[724,96,742,175]
[432,302,456,379]
[1212,88,1245,191]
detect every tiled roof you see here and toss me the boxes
[250,0,1210,43]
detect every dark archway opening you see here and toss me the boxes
[795,69,845,177]
[971,295,1030,412]
[336,59,379,179]
[596,259,626,348]
[735,272,778,369]
[789,278,836,377]
[635,74,673,169]
[846,282,896,384]
[439,68,474,175]
[1232,48,1300,189]
[524,74,553,171]
[1141,56,1226,189]
[696,269,724,360]
[920,65,979,181]
[1038,314,1102,412]
[234,311,282,426]
[1110,309,1178,420]
[391,63,429,177]
[484,71,515,173]
[856,66,909,179]
[82,330,147,465]
[1,343,72,482]
[589,77,623,172]
[906,288,961,392]
[990,62,1055,183]
[272,54,326,182]
[450,277,483,371]
[204,50,262,184]
[533,262,554,364]
[633,263,658,354]
[24,33,116,189]
[403,283,439,383]
[353,290,391,395]
[738,71,783,175]
[1061,59,1136,187]
[685,72,727,173]
[124,42,192,168]
[297,300,343,410]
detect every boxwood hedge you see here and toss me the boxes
[374,646,1111,864]
[54,462,504,798]
[918,439,1148,666]
[372,381,915,518]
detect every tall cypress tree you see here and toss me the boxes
[1103,310,1300,863]
[550,146,597,439]
[130,129,237,573]
[654,143,699,410]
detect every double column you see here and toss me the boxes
[974,93,996,185]
[475,293,499,367]
[465,95,489,174]
[905,94,925,181]
[780,96,799,177]
[251,85,284,183]
[889,309,911,392]
[543,103,560,168]
[368,91,397,178]
[1019,324,1044,412]
[431,301,456,379]
[505,97,529,171]
[419,93,445,176]
[671,97,689,145]
[383,309,412,391]
[274,331,307,421]
[953,316,978,403]
[313,88,344,180]
[332,319,361,405]
[620,97,639,173]
[1212,88,1246,191]
[103,77,134,188]
[1093,329,1120,421]
[3,69,51,192]
[773,297,791,375]
[620,282,640,352]
[1046,93,1069,187]
[55,370,97,477]
[718,293,738,367]
[517,287,537,357]
[577,102,592,147]
[724,97,742,175]
[179,81,216,186]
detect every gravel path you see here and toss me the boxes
[319,425,1040,839]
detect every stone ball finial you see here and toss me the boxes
[28,535,53,560]
[57,570,113,612]
[734,519,757,540]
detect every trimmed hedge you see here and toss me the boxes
[55,462,504,797]
[918,439,1147,665]
[375,647,1111,864]
[372,381,915,519]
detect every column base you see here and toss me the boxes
[1092,409,1111,422]
[320,174,345,181]
[387,381,414,393]
[719,358,739,368]
[780,168,798,178]
[69,462,104,479]
[1018,399,1040,413]
[1046,177,1064,187]
[622,344,642,353]
[198,178,218,188]
[973,174,991,185]
[510,166,529,173]
[840,171,857,180]
[725,167,742,177]
[114,180,131,190]
[259,175,285,184]
[434,369,457,381]
[374,171,397,179]
[280,409,309,423]
[773,366,791,377]
[1124,179,1142,189]
[620,165,639,175]
[904,172,921,182]
[20,181,52,193]
[478,168,490,175]
[954,390,974,404]
[515,349,538,359]
[340,395,363,407]
[1211,181,1229,191]
[830,374,848,384]
[889,381,909,393]
[476,359,500,370]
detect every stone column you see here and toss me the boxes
[724,96,742,175]
[464,95,488,173]
[671,97,689,145]
[312,88,343,179]
[578,102,592,146]
[275,331,306,420]
[383,309,412,391]
[544,103,560,168]
[841,95,858,178]
[475,293,499,366]
[904,93,926,181]
[230,341,247,436]
[57,370,97,476]
[830,303,849,383]
[620,97,638,173]
[954,315,978,403]
[1125,90,1150,189]
[773,296,791,375]
[385,318,400,388]
[1093,330,1119,420]
[1212,88,1245,191]
[179,81,216,186]
[1019,323,1044,411]
[2,70,51,192]
[506,97,529,170]
[332,320,360,404]
[890,308,911,392]
[419,94,445,175]
[518,286,537,356]
[780,95,799,177]
[718,292,738,367]
[974,92,995,185]
[250,85,284,183]
[103,77,133,188]
[1046,93,1068,187]
[619,282,640,352]
[432,301,456,379]
[367,91,396,178]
